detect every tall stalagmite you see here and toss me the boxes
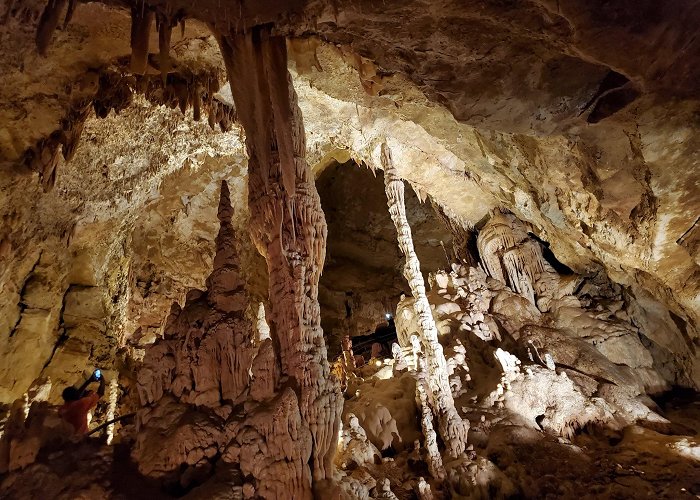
[134,182,316,498]
[381,143,468,458]
[217,26,342,485]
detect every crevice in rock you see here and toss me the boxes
[39,283,71,371]
[677,215,700,261]
[587,87,640,123]
[576,70,640,123]
[669,311,696,355]
[527,232,574,275]
[580,70,631,114]
[7,251,43,339]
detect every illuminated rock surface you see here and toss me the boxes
[0,1,698,498]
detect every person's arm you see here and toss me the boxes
[96,376,106,398]
[76,374,95,398]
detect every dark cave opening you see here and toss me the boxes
[350,316,398,361]
[527,231,575,275]
[315,159,451,358]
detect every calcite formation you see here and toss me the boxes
[134,182,313,498]
[478,211,581,310]
[382,142,468,459]
[0,1,698,498]
[217,25,342,488]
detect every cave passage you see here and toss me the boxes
[315,159,452,357]
[350,316,397,361]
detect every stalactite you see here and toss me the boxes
[217,25,341,491]
[130,6,154,75]
[476,212,571,308]
[62,0,76,29]
[381,142,468,459]
[36,0,67,55]
[158,16,173,83]
[20,64,232,191]
[431,199,477,267]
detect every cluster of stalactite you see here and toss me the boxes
[381,143,469,460]
[477,211,580,309]
[478,211,545,305]
[431,200,478,268]
[217,25,342,492]
[18,62,234,191]
[16,1,235,191]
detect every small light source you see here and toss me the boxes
[385,313,392,320]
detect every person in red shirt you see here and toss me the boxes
[59,370,105,435]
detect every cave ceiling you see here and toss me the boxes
[0,1,698,341]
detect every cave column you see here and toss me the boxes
[217,27,341,485]
[381,143,468,458]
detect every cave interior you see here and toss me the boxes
[0,1,699,499]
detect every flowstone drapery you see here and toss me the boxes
[217,27,342,487]
[381,143,468,459]
[477,212,581,310]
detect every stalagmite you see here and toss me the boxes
[342,334,357,371]
[131,182,321,497]
[381,142,468,458]
[416,358,446,480]
[392,342,408,372]
[136,182,255,409]
[249,339,278,402]
[417,477,434,500]
[217,26,341,489]
[105,377,118,445]
[375,478,400,500]
[255,302,271,342]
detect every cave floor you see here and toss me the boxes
[1,392,698,499]
[479,389,700,499]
